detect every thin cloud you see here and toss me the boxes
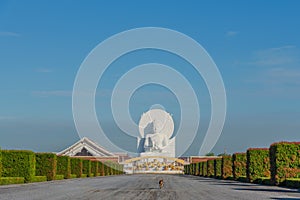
[266,67,300,85]
[241,45,300,93]
[226,31,238,37]
[32,90,72,97]
[249,45,298,66]
[0,31,20,37]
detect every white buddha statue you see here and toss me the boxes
[144,120,169,152]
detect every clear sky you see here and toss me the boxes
[0,1,299,156]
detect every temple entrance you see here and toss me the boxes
[121,156,186,174]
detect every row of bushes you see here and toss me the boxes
[184,142,300,188]
[0,150,124,185]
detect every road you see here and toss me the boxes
[0,174,299,200]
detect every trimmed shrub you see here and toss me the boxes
[70,174,77,179]
[233,153,247,180]
[35,153,57,181]
[55,174,64,180]
[193,163,197,175]
[0,150,2,178]
[203,161,207,176]
[98,162,104,176]
[187,164,190,175]
[103,164,109,175]
[110,163,116,175]
[91,161,99,176]
[81,174,87,178]
[195,163,200,176]
[246,148,270,182]
[189,163,194,175]
[207,160,215,177]
[118,164,123,174]
[57,156,71,179]
[82,159,92,177]
[106,162,113,176]
[32,176,47,182]
[214,158,222,178]
[190,164,194,175]
[0,177,24,185]
[199,162,203,176]
[1,150,35,183]
[221,155,233,179]
[270,142,300,185]
[70,157,82,178]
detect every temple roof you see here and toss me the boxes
[57,137,116,157]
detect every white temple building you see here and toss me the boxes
[57,137,130,163]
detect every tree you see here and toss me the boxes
[205,152,215,156]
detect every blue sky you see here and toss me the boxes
[0,1,299,155]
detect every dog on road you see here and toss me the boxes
[159,179,164,189]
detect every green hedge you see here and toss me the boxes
[270,142,300,185]
[190,163,194,175]
[203,161,207,176]
[1,150,35,183]
[91,161,99,176]
[32,176,47,182]
[81,173,87,178]
[195,163,200,176]
[106,162,113,175]
[199,162,203,176]
[233,153,247,180]
[70,158,82,178]
[98,162,104,176]
[118,164,124,174]
[70,174,77,178]
[0,177,24,185]
[82,159,92,177]
[207,160,215,177]
[193,163,197,175]
[246,148,270,182]
[0,150,2,178]
[214,158,222,178]
[186,164,190,175]
[35,153,57,181]
[104,165,110,175]
[189,164,194,175]
[55,174,64,180]
[221,155,232,179]
[57,156,71,179]
[110,163,116,175]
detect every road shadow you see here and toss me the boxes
[212,182,253,187]
[271,198,300,200]
[234,188,300,194]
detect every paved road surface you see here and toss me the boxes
[0,174,299,200]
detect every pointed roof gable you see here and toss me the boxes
[57,137,116,157]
